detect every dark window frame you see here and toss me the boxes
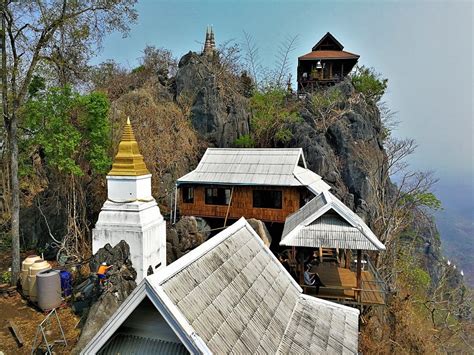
[182,186,194,203]
[205,186,232,206]
[253,189,283,209]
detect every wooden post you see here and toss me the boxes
[345,249,351,269]
[341,63,344,78]
[173,185,178,224]
[356,250,362,301]
[223,187,234,228]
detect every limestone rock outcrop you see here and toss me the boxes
[175,51,250,147]
[166,216,211,264]
[73,241,136,353]
[247,218,272,247]
[285,80,385,223]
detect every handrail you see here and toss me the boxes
[365,255,387,293]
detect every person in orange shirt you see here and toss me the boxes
[97,262,112,284]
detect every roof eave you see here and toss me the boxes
[298,55,360,61]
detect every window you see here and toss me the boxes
[205,187,231,205]
[253,190,282,209]
[182,187,194,203]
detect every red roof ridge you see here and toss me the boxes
[298,50,360,60]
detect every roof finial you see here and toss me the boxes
[210,25,215,49]
[203,25,212,55]
[127,116,131,125]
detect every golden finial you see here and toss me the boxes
[108,117,150,176]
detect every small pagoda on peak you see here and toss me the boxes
[92,118,166,282]
[202,26,216,56]
[297,32,359,92]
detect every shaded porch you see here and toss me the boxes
[301,260,386,306]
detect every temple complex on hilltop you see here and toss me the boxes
[297,32,359,92]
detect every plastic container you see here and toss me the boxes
[59,270,73,297]
[37,269,62,311]
[28,260,51,302]
[21,255,42,296]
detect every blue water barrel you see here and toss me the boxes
[60,270,72,297]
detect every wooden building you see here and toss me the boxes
[176,148,331,224]
[297,32,359,92]
[280,191,387,307]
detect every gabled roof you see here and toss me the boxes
[312,32,344,51]
[281,191,386,251]
[82,218,360,354]
[298,50,360,61]
[177,148,330,194]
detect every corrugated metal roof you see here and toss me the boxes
[293,166,331,195]
[157,219,359,354]
[84,219,360,354]
[278,295,359,354]
[286,215,379,250]
[281,191,385,251]
[98,334,188,355]
[282,192,328,238]
[298,50,360,60]
[177,148,330,194]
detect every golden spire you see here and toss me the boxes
[108,117,150,176]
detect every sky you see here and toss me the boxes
[94,0,473,210]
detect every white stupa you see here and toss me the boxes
[92,118,166,282]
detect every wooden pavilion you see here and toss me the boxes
[297,32,359,92]
[280,191,387,306]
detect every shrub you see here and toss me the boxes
[250,88,301,146]
[351,66,388,103]
[233,134,255,148]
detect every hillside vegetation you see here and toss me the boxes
[0,35,472,352]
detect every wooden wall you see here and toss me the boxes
[179,185,302,223]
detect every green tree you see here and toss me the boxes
[351,66,388,103]
[23,86,111,176]
[21,86,111,261]
[250,88,301,147]
[1,0,137,285]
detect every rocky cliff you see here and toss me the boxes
[286,81,384,223]
[175,51,250,147]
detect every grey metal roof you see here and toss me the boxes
[176,148,330,193]
[98,334,189,355]
[278,295,359,354]
[282,192,328,237]
[281,191,385,251]
[285,215,377,250]
[157,219,359,354]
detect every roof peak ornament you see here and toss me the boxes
[203,25,216,56]
[108,117,150,176]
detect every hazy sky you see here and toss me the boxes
[95,0,473,190]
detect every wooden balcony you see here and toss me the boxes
[290,252,387,307]
[303,263,385,306]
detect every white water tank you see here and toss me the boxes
[37,269,62,311]
[21,255,42,296]
[28,260,51,302]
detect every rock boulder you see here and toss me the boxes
[73,240,136,353]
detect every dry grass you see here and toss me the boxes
[110,83,205,211]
